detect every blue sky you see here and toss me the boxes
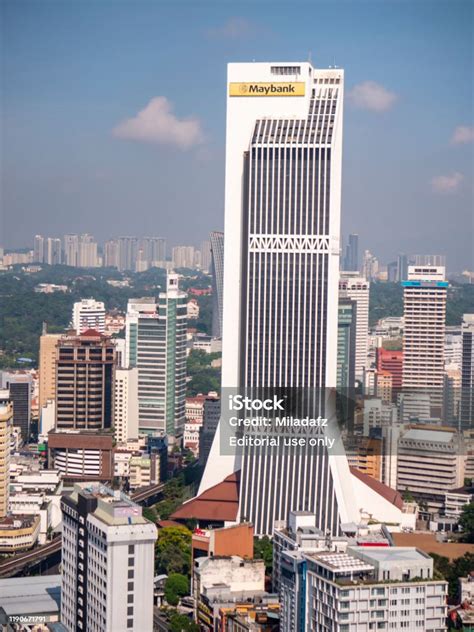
[1,0,473,271]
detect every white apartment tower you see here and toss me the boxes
[199,62,359,535]
[60,483,157,632]
[172,245,195,269]
[34,235,45,263]
[64,234,79,267]
[461,313,474,427]
[114,367,139,443]
[77,234,98,268]
[402,266,447,416]
[72,298,106,335]
[46,237,62,265]
[339,271,370,381]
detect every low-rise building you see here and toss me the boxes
[0,514,40,552]
[220,600,280,631]
[10,468,61,494]
[187,299,200,320]
[186,395,207,424]
[34,283,68,293]
[129,454,160,489]
[192,523,254,567]
[460,572,474,604]
[48,430,114,480]
[194,556,270,631]
[191,334,222,354]
[9,492,53,544]
[443,488,473,519]
[184,421,201,455]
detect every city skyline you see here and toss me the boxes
[1,1,473,271]
[0,2,473,629]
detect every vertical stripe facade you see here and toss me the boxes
[239,83,344,535]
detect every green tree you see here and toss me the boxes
[186,350,221,396]
[169,611,199,632]
[155,526,192,576]
[164,573,189,606]
[402,488,414,503]
[142,506,157,523]
[459,502,474,543]
[431,552,474,600]
[254,535,273,575]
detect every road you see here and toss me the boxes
[131,482,165,503]
[0,535,62,577]
[153,609,170,631]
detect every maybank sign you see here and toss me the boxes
[229,82,305,97]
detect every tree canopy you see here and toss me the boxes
[459,502,474,543]
[164,573,190,606]
[155,526,192,576]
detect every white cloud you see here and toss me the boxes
[348,81,397,112]
[112,97,204,150]
[451,125,474,144]
[431,172,463,193]
[207,17,256,39]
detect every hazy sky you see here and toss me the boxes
[1,0,473,271]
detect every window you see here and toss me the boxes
[128,582,134,591]
[127,620,133,629]
[128,545,135,554]
[128,594,133,603]
[127,606,134,616]
[128,569,134,579]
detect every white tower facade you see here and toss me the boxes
[114,367,139,443]
[339,272,370,381]
[72,298,106,335]
[402,265,447,416]
[200,62,359,535]
[61,483,157,632]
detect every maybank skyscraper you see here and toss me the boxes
[199,62,359,535]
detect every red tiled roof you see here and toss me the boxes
[157,520,185,529]
[171,472,240,521]
[350,467,404,509]
[81,329,103,337]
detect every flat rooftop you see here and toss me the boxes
[0,575,60,616]
[348,546,431,565]
[309,551,373,573]
[402,428,454,443]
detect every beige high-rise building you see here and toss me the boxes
[39,332,62,409]
[0,393,12,519]
[55,331,116,430]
